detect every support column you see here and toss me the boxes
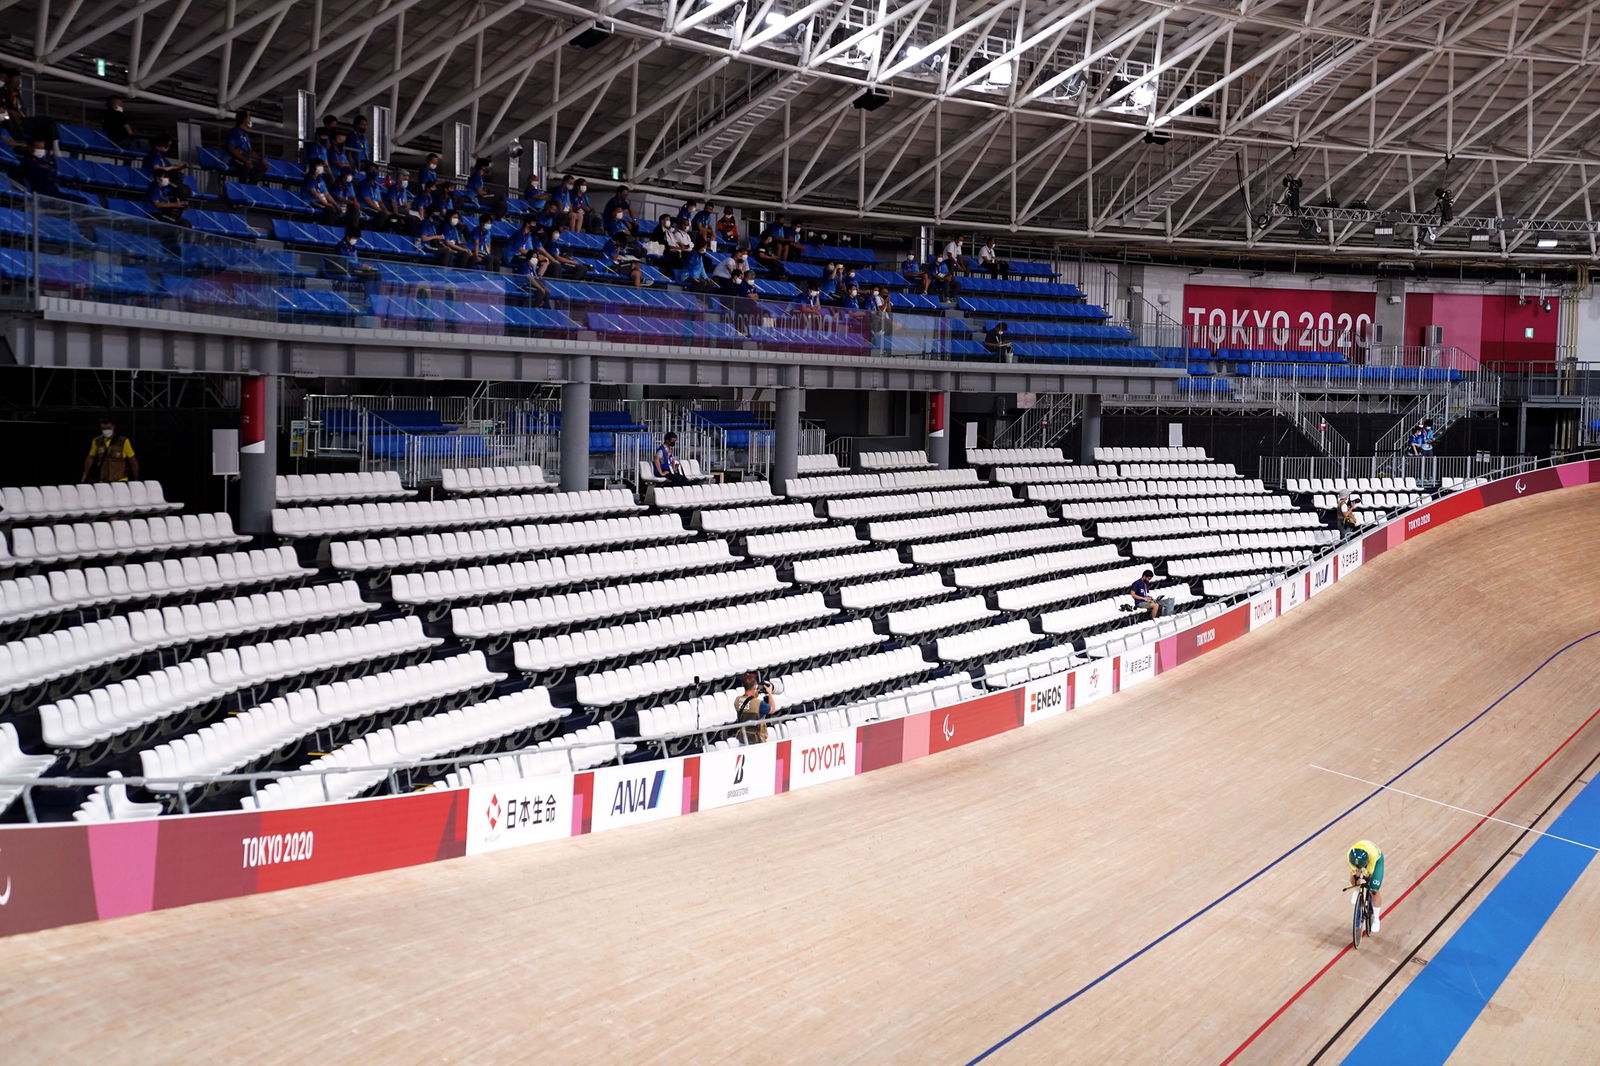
[1516,402,1528,455]
[560,359,591,492]
[238,374,278,535]
[772,386,801,492]
[926,391,950,469]
[1079,393,1103,464]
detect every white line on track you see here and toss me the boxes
[1308,764,1600,854]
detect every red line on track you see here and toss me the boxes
[1217,702,1600,1066]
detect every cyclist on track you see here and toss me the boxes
[1348,840,1385,933]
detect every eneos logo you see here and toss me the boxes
[1029,685,1065,717]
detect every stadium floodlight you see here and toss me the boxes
[1536,236,1559,249]
[1373,216,1395,237]
[1421,226,1438,245]
[1469,225,1492,243]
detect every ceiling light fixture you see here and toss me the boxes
[1536,236,1558,249]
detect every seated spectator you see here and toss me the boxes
[654,432,691,486]
[602,233,651,287]
[141,135,190,195]
[818,261,843,298]
[900,252,931,294]
[427,179,456,217]
[716,206,739,247]
[522,171,549,211]
[569,178,593,232]
[943,233,968,269]
[753,232,788,279]
[0,69,25,124]
[331,168,360,211]
[436,211,473,267]
[984,322,1013,361]
[1419,419,1436,453]
[319,113,343,143]
[302,162,340,221]
[602,184,638,238]
[144,173,190,226]
[676,198,700,226]
[416,212,445,257]
[711,248,749,294]
[324,230,381,282]
[19,140,65,197]
[540,225,590,279]
[503,218,545,274]
[604,204,637,244]
[659,216,693,272]
[674,241,717,292]
[303,133,330,172]
[761,213,802,260]
[934,253,962,299]
[1337,493,1360,530]
[691,199,716,245]
[418,152,440,188]
[834,283,867,309]
[225,111,267,183]
[794,284,823,316]
[733,270,762,332]
[327,129,354,175]
[468,216,495,269]
[977,238,1008,279]
[345,115,370,164]
[383,168,412,225]
[465,159,490,202]
[355,163,394,227]
[548,173,575,220]
[0,102,22,150]
[1406,425,1424,455]
[99,95,139,148]
[1130,569,1174,619]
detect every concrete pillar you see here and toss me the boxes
[1079,393,1103,464]
[1516,402,1528,455]
[238,374,278,535]
[772,387,802,492]
[560,360,591,492]
[1374,278,1407,357]
[926,391,950,469]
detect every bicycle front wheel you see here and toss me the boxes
[1350,891,1365,950]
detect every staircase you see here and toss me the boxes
[652,72,815,183]
[1372,383,1471,455]
[998,394,1083,449]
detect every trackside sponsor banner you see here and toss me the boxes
[1307,557,1336,598]
[928,690,1024,753]
[1279,572,1306,614]
[1400,489,1483,541]
[590,758,685,832]
[1249,589,1278,630]
[1073,660,1111,707]
[1335,541,1363,578]
[698,745,778,811]
[789,727,859,790]
[0,824,97,936]
[1117,646,1157,691]
[465,775,573,855]
[1174,603,1251,666]
[1023,672,1072,724]
[1479,467,1562,506]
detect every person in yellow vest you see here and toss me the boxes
[82,417,139,483]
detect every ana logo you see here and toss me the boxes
[485,793,502,830]
[1316,563,1331,582]
[942,715,955,741]
[731,754,745,785]
[611,770,666,816]
[1515,478,1527,494]
[1195,628,1216,647]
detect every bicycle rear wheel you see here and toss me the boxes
[1350,890,1365,950]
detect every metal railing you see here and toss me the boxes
[998,393,1083,449]
[1258,453,1539,486]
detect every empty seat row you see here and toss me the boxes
[1167,551,1307,578]
[1115,462,1238,479]
[967,448,1067,466]
[514,593,833,673]
[1048,495,1292,520]
[139,652,507,791]
[71,770,164,822]
[950,543,1125,589]
[884,594,996,636]
[867,505,1057,543]
[1202,573,1282,598]
[1098,512,1325,539]
[935,619,1043,663]
[1129,530,1331,558]
[784,468,981,499]
[1095,446,1209,462]
[991,463,1117,484]
[433,722,630,790]
[979,644,1084,688]
[0,481,177,522]
[697,502,824,534]
[0,582,371,695]
[994,563,1150,613]
[1288,477,1420,494]
[274,490,640,536]
[329,514,693,571]
[239,687,561,809]
[825,486,1019,521]
[1038,586,1199,636]
[7,512,247,565]
[769,646,932,706]
[275,470,413,503]
[838,571,950,611]
[769,705,873,740]
[651,480,778,510]
[575,619,883,706]
[856,450,934,471]
[832,673,982,724]
[0,722,58,815]
[389,539,737,604]
[791,548,909,585]
[0,547,313,626]
[636,693,737,740]
[1016,478,1263,503]
[441,465,552,493]
[38,616,439,748]
[794,453,843,475]
[451,565,787,638]
[1312,492,1422,511]
[908,524,1088,566]
[743,525,865,559]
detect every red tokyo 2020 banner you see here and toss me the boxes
[1183,284,1376,351]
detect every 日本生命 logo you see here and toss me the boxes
[486,794,502,830]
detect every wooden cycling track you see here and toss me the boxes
[9,483,1600,1065]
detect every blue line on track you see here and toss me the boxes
[965,629,1600,1065]
[1339,773,1600,1065]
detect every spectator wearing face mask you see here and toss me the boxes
[0,102,23,151]
[345,115,370,165]
[99,95,139,148]
[144,172,190,226]
[226,111,267,183]
[19,140,65,197]
[657,216,693,273]
[436,211,472,268]
[468,216,495,270]
[82,417,139,484]
[716,206,740,249]
[142,135,189,192]
[602,184,638,239]
[569,179,593,233]
[418,153,440,188]
[302,161,339,221]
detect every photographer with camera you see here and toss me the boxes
[1338,492,1361,530]
[734,672,778,744]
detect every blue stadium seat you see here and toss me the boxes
[56,123,140,159]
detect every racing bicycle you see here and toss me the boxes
[1344,874,1374,950]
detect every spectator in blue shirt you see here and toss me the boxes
[144,174,190,226]
[327,129,354,174]
[356,163,394,227]
[548,174,575,215]
[416,212,445,257]
[19,140,66,197]
[225,111,266,183]
[605,204,635,242]
[503,218,544,275]
[436,211,472,267]
[142,135,189,194]
[541,224,590,279]
[900,252,931,294]
[522,171,548,211]
[569,178,593,232]
[465,160,490,202]
[383,167,410,216]
[818,261,842,298]
[602,185,637,238]
[418,153,440,188]
[794,284,823,317]
[345,115,370,164]
[653,433,691,486]
[934,253,962,300]
[691,200,716,245]
[762,213,802,260]
[331,169,359,211]
[302,162,339,220]
[1130,569,1174,619]
[603,235,650,287]
[676,198,699,226]
[674,241,718,292]
[469,217,494,268]
[303,135,330,172]
[0,104,23,151]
